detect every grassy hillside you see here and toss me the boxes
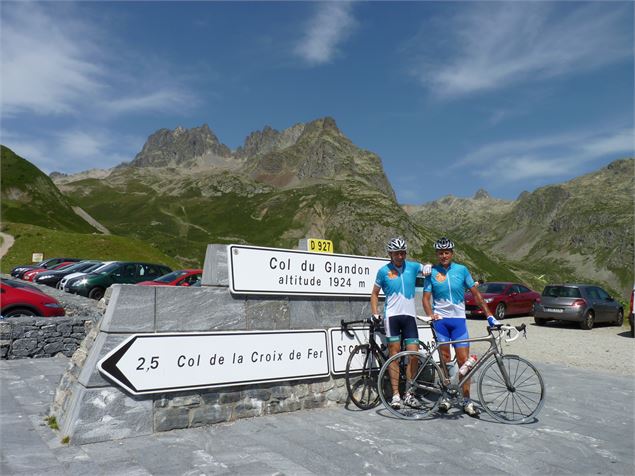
[410,158,634,299]
[0,222,183,273]
[1,146,97,233]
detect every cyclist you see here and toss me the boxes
[371,237,431,409]
[422,237,500,417]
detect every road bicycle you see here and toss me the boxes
[340,317,449,410]
[340,316,387,410]
[377,317,545,424]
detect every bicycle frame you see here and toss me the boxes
[418,330,514,394]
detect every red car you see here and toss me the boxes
[1,279,65,317]
[137,269,202,287]
[465,282,541,320]
[22,262,77,282]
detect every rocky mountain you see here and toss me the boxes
[46,118,514,280]
[408,158,635,297]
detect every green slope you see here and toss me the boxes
[0,222,182,273]
[1,146,97,233]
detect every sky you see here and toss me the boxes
[1,1,633,204]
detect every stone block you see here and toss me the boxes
[100,285,156,333]
[288,297,352,328]
[189,404,232,427]
[219,391,242,404]
[12,338,38,353]
[245,296,290,330]
[201,244,229,286]
[243,388,272,401]
[350,298,372,320]
[78,333,130,388]
[234,399,263,418]
[154,406,190,432]
[155,286,246,331]
[43,341,64,354]
[59,384,154,445]
[58,324,72,336]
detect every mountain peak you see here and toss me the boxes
[129,124,232,168]
[474,189,490,200]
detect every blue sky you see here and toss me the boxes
[1,1,633,204]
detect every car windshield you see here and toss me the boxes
[154,271,188,283]
[478,283,507,294]
[96,263,121,274]
[542,286,581,298]
[83,262,105,273]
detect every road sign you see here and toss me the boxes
[32,252,43,263]
[328,324,441,374]
[228,244,388,297]
[308,238,333,254]
[98,330,329,395]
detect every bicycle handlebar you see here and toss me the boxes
[494,323,526,343]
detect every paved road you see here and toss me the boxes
[1,355,633,475]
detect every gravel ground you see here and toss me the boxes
[465,314,634,376]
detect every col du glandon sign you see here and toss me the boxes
[228,244,388,297]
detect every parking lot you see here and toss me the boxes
[464,314,634,377]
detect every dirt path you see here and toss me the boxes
[72,206,111,234]
[0,231,15,259]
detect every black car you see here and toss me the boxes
[10,257,82,279]
[65,262,172,300]
[534,284,624,330]
[34,260,103,288]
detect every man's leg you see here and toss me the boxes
[388,341,401,397]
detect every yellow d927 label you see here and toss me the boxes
[308,239,333,254]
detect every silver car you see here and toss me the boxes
[534,284,624,330]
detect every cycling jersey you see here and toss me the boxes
[423,263,474,318]
[374,260,424,318]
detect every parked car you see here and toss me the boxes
[10,257,82,279]
[59,261,116,290]
[137,269,203,287]
[34,260,103,288]
[533,284,624,330]
[629,284,634,338]
[0,279,65,317]
[465,282,541,320]
[65,262,172,300]
[23,261,78,282]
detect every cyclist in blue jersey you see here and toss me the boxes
[371,237,431,409]
[422,237,500,417]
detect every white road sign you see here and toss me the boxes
[98,330,329,395]
[228,244,389,297]
[328,325,437,374]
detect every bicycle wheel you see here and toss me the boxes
[377,350,444,420]
[477,355,545,424]
[345,344,384,410]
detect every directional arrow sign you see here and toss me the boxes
[98,330,329,395]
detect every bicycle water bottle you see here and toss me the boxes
[459,355,478,376]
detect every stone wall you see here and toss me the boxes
[0,316,93,359]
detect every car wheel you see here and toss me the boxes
[580,310,594,330]
[613,309,624,326]
[534,317,548,326]
[88,287,105,300]
[4,307,37,317]
[495,303,506,320]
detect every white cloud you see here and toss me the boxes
[412,3,632,98]
[294,2,357,66]
[2,128,143,174]
[457,128,634,182]
[1,3,196,118]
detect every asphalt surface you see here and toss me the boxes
[1,354,634,475]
